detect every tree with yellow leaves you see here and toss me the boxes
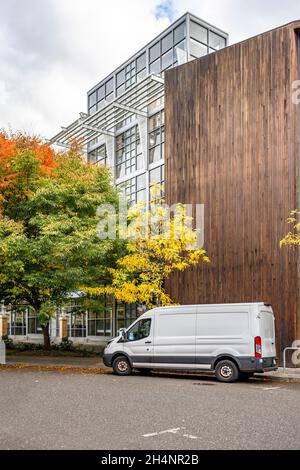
[86,186,210,309]
[280,210,300,247]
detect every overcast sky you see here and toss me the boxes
[0,0,300,139]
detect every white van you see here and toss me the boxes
[103,303,277,382]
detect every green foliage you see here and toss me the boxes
[0,136,126,346]
[8,341,42,352]
[57,337,74,352]
[38,301,57,327]
[1,335,13,348]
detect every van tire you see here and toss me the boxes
[112,356,132,376]
[215,360,239,383]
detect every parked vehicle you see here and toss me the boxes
[103,303,277,382]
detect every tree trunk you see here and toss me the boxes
[41,324,51,350]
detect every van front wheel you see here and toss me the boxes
[215,360,239,383]
[112,356,132,376]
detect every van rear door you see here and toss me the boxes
[259,308,276,358]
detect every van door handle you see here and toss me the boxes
[145,341,152,344]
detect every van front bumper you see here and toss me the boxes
[239,357,277,373]
[103,354,113,367]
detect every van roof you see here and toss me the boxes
[150,302,271,310]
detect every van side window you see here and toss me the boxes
[127,319,151,342]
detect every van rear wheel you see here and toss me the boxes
[112,356,132,376]
[215,360,239,383]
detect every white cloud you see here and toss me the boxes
[0,0,300,138]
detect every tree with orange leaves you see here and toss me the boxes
[0,132,123,348]
[0,132,57,218]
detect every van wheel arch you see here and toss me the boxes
[213,355,241,371]
[111,352,133,367]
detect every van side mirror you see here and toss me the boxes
[118,328,127,340]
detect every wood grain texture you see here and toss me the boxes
[165,22,300,362]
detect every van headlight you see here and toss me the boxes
[105,340,113,350]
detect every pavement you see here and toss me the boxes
[0,369,299,450]
[1,356,300,382]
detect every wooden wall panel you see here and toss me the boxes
[165,22,300,361]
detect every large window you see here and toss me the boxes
[189,20,209,59]
[8,306,45,336]
[190,21,208,44]
[87,296,112,337]
[28,309,42,335]
[189,20,226,60]
[88,310,112,337]
[116,303,138,331]
[116,126,142,178]
[117,173,147,206]
[127,319,152,342]
[116,53,147,97]
[190,39,208,58]
[87,144,107,165]
[88,77,115,115]
[149,111,164,165]
[150,165,164,186]
[174,22,186,45]
[67,307,87,338]
[9,308,27,336]
[209,31,226,50]
[149,22,186,74]
[69,312,86,338]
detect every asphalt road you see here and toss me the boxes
[0,370,299,450]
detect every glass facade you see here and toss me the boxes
[117,173,147,205]
[9,308,27,336]
[87,144,107,165]
[149,110,165,165]
[189,19,227,60]
[65,298,113,339]
[7,305,42,336]
[69,310,86,338]
[86,14,227,212]
[116,303,138,331]
[149,21,186,74]
[88,295,113,337]
[89,77,114,115]
[116,125,142,178]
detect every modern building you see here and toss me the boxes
[2,13,299,362]
[2,13,228,345]
[165,20,300,360]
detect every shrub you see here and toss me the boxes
[57,337,74,352]
[1,335,13,348]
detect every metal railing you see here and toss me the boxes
[283,347,300,372]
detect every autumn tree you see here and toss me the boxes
[85,186,210,309]
[0,132,124,348]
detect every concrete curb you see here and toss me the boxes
[254,373,300,384]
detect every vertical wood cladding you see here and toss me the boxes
[165,22,300,359]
